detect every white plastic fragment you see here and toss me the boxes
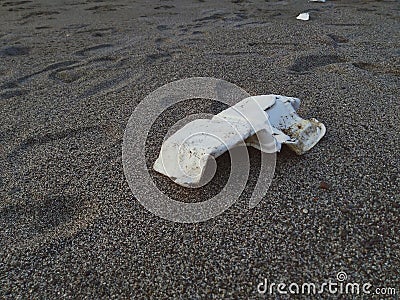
[153,95,326,187]
[309,0,326,2]
[296,12,310,21]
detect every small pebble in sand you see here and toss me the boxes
[319,181,330,190]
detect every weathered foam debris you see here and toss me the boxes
[153,95,326,187]
[309,0,326,2]
[296,12,310,21]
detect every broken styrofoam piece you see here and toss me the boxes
[310,0,326,2]
[153,95,326,187]
[296,12,310,21]
[249,96,326,155]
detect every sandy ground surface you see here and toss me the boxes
[1,0,399,298]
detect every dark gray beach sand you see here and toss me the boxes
[1,0,399,298]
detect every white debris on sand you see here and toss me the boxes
[296,12,310,21]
